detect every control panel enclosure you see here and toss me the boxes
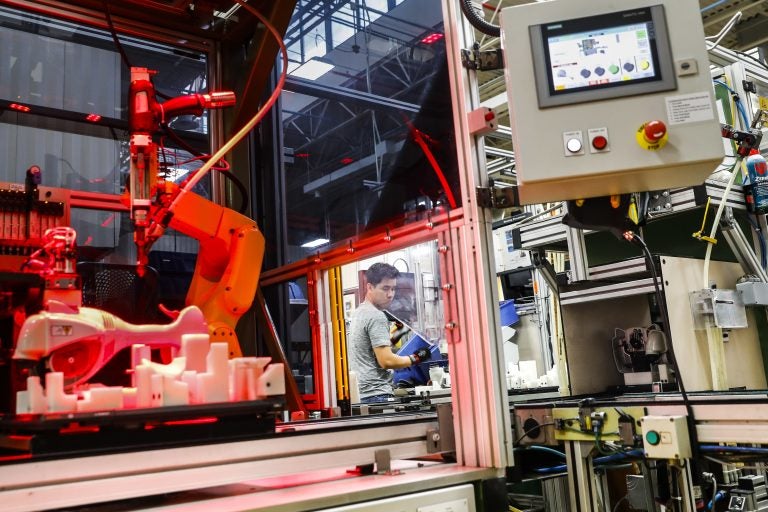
[500,0,723,203]
[641,415,692,459]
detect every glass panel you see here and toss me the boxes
[0,5,210,193]
[282,0,458,263]
[0,5,210,268]
[0,5,207,121]
[0,113,124,192]
[342,241,448,406]
[261,278,314,395]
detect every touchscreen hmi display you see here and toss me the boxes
[530,5,675,107]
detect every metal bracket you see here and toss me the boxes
[530,251,560,298]
[375,448,399,475]
[426,404,456,454]
[689,289,748,329]
[476,183,520,209]
[647,190,673,217]
[461,44,505,71]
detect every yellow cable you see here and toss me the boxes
[692,197,718,245]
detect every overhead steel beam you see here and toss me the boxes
[285,76,420,114]
[302,140,405,195]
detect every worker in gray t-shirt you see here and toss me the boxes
[348,262,431,403]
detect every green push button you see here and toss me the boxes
[645,430,661,445]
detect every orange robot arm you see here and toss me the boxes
[164,188,265,358]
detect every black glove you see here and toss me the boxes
[390,322,410,345]
[409,347,432,365]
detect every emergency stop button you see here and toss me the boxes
[643,120,667,143]
[636,120,669,151]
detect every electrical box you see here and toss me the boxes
[500,0,723,204]
[641,415,691,459]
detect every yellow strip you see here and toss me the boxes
[329,267,349,400]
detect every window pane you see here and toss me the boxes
[282,0,458,262]
[0,5,210,270]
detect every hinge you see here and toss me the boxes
[476,182,520,209]
[461,43,504,71]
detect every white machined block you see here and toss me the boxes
[45,372,77,413]
[182,371,199,403]
[131,344,150,361]
[206,343,229,377]
[180,333,209,372]
[231,357,270,401]
[20,376,47,414]
[150,373,163,407]
[197,373,228,403]
[76,387,123,412]
[141,357,186,378]
[135,364,153,408]
[257,363,285,397]
[122,388,137,409]
[519,360,538,384]
[247,358,270,399]
[15,391,29,414]
[246,366,257,400]
[228,359,237,401]
[196,343,229,403]
[230,360,244,401]
[349,371,360,404]
[130,344,151,387]
[162,376,189,406]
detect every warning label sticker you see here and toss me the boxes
[665,92,715,125]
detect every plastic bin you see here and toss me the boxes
[499,299,519,326]
[393,333,445,386]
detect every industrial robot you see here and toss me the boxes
[12,67,265,389]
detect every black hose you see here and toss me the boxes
[102,2,171,100]
[628,231,704,486]
[103,1,132,71]
[460,0,500,37]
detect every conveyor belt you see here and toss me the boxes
[0,408,442,512]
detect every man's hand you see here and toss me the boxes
[408,347,432,365]
[390,322,410,345]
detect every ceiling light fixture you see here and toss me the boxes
[301,237,330,248]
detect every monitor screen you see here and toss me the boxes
[529,5,675,107]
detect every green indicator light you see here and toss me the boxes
[645,430,660,445]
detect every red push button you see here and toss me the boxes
[643,120,667,143]
[592,135,608,150]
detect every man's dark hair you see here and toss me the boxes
[365,262,399,286]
